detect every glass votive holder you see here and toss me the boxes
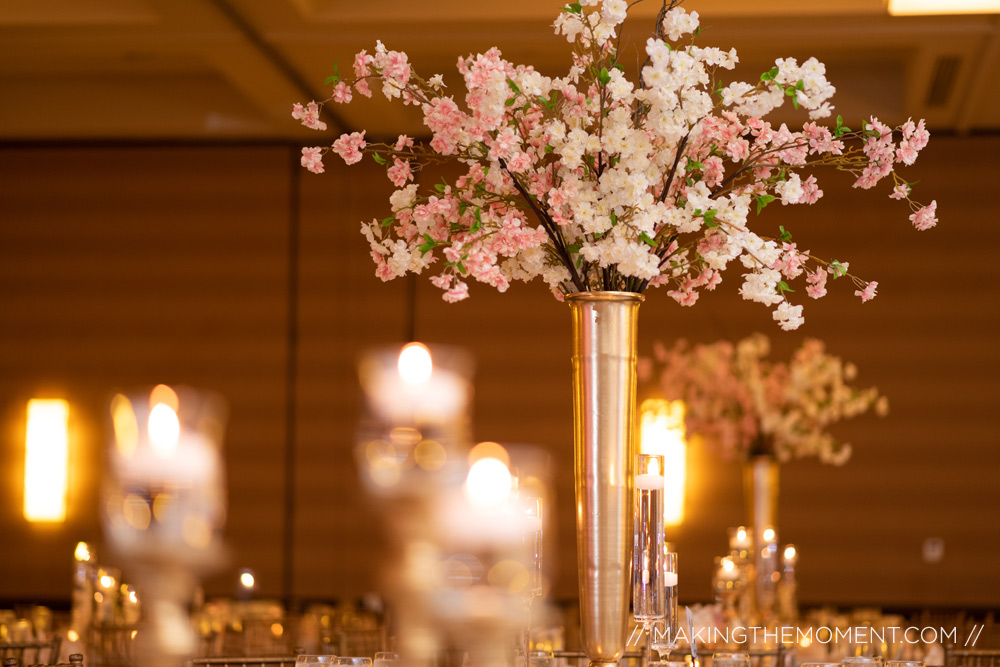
[885,662,924,667]
[713,652,751,667]
[296,657,338,667]
[335,659,373,667]
[373,652,399,667]
[528,650,554,667]
[843,659,884,667]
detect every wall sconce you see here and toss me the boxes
[23,398,70,522]
[888,0,1000,14]
[639,398,686,526]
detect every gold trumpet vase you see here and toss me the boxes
[744,453,780,623]
[567,291,643,667]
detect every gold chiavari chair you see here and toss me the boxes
[944,648,1000,667]
[186,657,299,667]
[0,637,62,666]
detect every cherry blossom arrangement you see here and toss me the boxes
[639,334,888,465]
[293,0,937,330]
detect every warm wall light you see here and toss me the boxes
[24,398,70,522]
[888,0,1000,15]
[639,398,686,526]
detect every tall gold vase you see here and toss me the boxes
[744,454,779,623]
[567,292,643,666]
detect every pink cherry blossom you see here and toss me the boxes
[855,280,878,303]
[332,81,352,104]
[291,101,327,131]
[332,131,367,165]
[387,158,413,187]
[394,135,414,151]
[805,269,827,299]
[889,183,910,200]
[300,147,325,174]
[443,280,470,303]
[295,2,938,327]
[909,200,938,231]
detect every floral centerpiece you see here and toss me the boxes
[641,333,888,465]
[294,0,936,331]
[294,1,929,661]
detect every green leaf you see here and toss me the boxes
[417,234,437,256]
[563,2,583,14]
[544,144,555,154]
[702,209,718,227]
[761,66,779,82]
[458,201,469,216]
[755,194,776,214]
[687,160,705,171]
[830,260,847,279]
[456,261,467,275]
[372,152,387,165]
[777,280,795,293]
[567,243,582,254]
[505,97,517,107]
[598,67,612,86]
[639,232,657,247]
[610,210,618,225]
[613,63,625,72]
[779,225,793,242]
[507,78,522,95]
[323,63,341,85]
[381,216,394,228]
[834,114,852,138]
[470,207,483,233]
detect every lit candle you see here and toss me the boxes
[368,343,469,423]
[730,526,751,550]
[635,456,665,490]
[783,544,798,567]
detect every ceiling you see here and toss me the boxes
[1,0,999,142]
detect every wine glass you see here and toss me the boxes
[713,651,751,667]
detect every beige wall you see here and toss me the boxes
[0,137,997,610]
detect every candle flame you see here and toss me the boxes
[398,342,433,384]
[148,403,180,456]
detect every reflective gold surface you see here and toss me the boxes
[567,292,643,665]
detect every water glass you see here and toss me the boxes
[886,662,923,667]
[528,650,554,667]
[373,653,398,667]
[335,659,373,667]
[843,659,883,667]
[296,657,337,667]
[713,652,751,667]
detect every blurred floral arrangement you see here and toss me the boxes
[294,0,937,330]
[639,334,888,464]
